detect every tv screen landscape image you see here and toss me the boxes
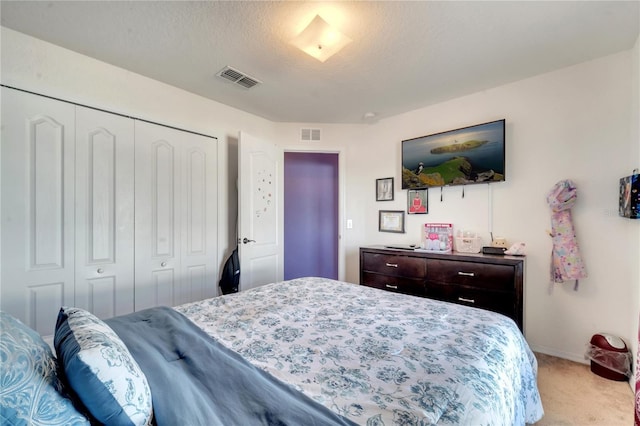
[402,119,506,189]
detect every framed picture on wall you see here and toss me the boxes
[379,210,405,233]
[376,177,394,201]
[407,189,428,214]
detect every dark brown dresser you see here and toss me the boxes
[359,246,524,331]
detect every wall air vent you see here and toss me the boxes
[301,128,321,142]
[216,66,261,89]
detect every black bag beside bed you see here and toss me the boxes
[219,247,240,294]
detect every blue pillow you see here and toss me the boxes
[0,311,90,426]
[54,307,153,426]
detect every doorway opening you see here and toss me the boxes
[284,152,339,280]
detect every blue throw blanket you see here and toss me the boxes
[106,307,356,426]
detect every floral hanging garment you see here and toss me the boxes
[546,180,587,289]
[635,313,639,426]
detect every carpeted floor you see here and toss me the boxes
[534,352,634,425]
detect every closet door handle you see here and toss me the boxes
[457,271,475,277]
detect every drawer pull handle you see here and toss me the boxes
[385,263,398,268]
[458,297,475,304]
[385,284,398,289]
[457,271,475,277]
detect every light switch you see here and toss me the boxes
[347,219,353,229]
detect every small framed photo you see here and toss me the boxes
[407,189,428,214]
[379,210,405,233]
[376,177,394,201]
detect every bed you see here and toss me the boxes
[1,277,544,425]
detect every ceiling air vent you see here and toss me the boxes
[301,128,321,142]
[216,66,261,89]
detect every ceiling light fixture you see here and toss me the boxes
[290,15,352,63]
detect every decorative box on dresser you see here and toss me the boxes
[359,246,525,332]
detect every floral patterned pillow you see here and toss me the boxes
[54,307,153,426]
[0,311,90,426]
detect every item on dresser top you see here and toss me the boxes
[491,236,508,248]
[422,222,453,252]
[482,246,507,255]
[504,242,526,256]
[454,229,482,253]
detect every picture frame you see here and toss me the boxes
[379,210,405,233]
[376,177,394,201]
[407,189,428,214]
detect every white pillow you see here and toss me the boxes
[54,307,153,426]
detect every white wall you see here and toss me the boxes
[3,26,638,366]
[279,49,639,364]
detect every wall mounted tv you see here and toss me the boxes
[402,119,506,189]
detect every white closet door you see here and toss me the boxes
[1,88,76,336]
[134,121,217,310]
[74,107,135,319]
[179,130,218,305]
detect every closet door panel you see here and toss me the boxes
[135,121,217,309]
[180,134,218,304]
[1,88,76,336]
[134,121,182,310]
[75,107,134,318]
[153,142,177,258]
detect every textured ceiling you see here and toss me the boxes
[1,1,638,124]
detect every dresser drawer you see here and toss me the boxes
[426,260,515,291]
[427,283,514,318]
[362,253,427,278]
[361,272,426,296]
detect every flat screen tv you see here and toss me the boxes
[402,119,505,189]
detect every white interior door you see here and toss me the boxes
[1,88,76,336]
[238,132,283,291]
[74,106,135,319]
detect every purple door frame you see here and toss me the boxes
[284,152,339,280]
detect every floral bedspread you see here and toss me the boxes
[175,277,544,425]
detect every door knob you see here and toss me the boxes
[242,237,256,244]
[161,261,167,267]
[97,268,104,274]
